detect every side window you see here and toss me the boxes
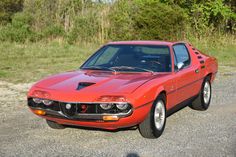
[173,44,190,69]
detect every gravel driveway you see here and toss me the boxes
[0,66,236,157]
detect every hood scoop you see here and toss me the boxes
[76,82,95,90]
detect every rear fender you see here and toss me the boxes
[204,58,218,82]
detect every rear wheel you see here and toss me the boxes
[138,94,166,138]
[46,120,65,129]
[189,77,211,111]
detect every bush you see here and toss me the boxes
[41,24,65,39]
[0,12,34,42]
[67,13,100,44]
[109,0,188,41]
[133,1,188,40]
[0,0,23,25]
[0,0,234,43]
[108,0,136,40]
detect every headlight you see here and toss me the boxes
[100,103,114,110]
[42,99,53,106]
[33,98,42,104]
[116,103,129,110]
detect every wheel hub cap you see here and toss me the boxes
[154,100,165,130]
[203,81,211,104]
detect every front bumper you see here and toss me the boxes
[28,99,153,130]
[29,106,133,121]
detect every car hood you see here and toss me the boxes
[33,70,159,94]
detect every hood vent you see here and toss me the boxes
[76,82,95,90]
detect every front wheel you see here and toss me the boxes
[189,77,211,111]
[138,94,166,139]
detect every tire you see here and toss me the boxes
[189,77,211,111]
[46,120,65,129]
[138,94,166,139]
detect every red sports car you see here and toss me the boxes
[27,41,218,138]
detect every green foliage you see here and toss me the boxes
[109,0,187,40]
[131,0,187,40]
[41,24,65,39]
[67,12,100,44]
[108,0,135,40]
[191,0,233,32]
[0,0,23,24]
[0,12,34,42]
[0,0,235,43]
[160,0,235,33]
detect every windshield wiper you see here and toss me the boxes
[111,66,154,74]
[81,66,116,72]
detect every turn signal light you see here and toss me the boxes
[103,115,119,121]
[33,109,46,116]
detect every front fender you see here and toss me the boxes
[129,80,166,109]
[154,86,165,100]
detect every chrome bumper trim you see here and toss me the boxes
[30,107,133,120]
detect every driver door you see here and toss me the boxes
[173,44,200,104]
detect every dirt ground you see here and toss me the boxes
[0,68,236,157]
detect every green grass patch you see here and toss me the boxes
[188,34,236,66]
[0,42,97,83]
[0,70,7,77]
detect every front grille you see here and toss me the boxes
[28,98,132,120]
[59,102,99,115]
[60,103,77,117]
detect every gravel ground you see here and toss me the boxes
[0,67,236,157]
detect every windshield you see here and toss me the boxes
[81,44,172,72]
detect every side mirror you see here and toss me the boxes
[177,62,184,71]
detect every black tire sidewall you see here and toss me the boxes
[150,94,166,138]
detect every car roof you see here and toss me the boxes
[107,40,175,46]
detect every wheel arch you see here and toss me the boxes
[154,88,167,106]
[159,91,167,102]
[204,57,218,83]
[205,73,213,82]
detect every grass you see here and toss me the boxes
[0,35,235,83]
[0,70,7,77]
[0,41,97,83]
[187,33,236,66]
